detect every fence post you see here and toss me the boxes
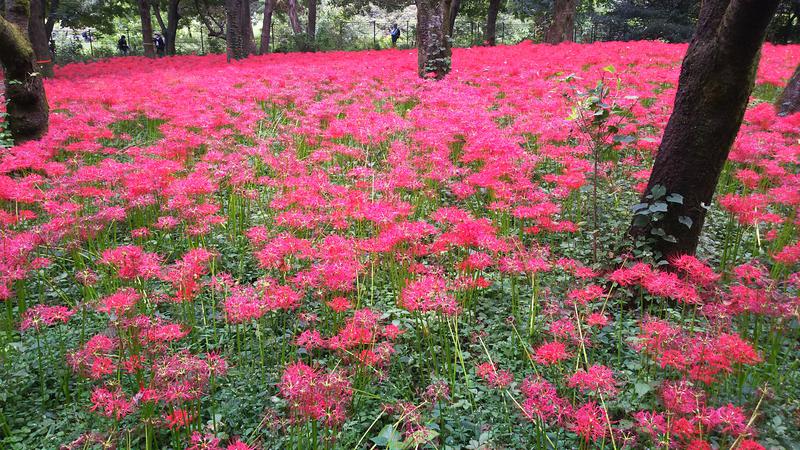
[89,31,94,58]
[406,21,409,48]
[339,22,344,49]
[373,21,377,49]
[199,24,205,54]
[271,22,275,52]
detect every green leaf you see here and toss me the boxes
[666,193,684,204]
[678,216,693,229]
[649,202,668,213]
[634,382,651,396]
[603,64,616,74]
[631,203,649,212]
[372,424,402,447]
[650,184,667,200]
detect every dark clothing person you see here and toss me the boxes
[154,34,166,56]
[390,24,400,47]
[49,39,56,57]
[117,36,130,56]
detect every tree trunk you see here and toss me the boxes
[45,0,58,39]
[629,0,781,260]
[544,0,576,44]
[259,0,274,54]
[287,0,302,35]
[138,0,156,57]
[445,0,460,37]
[225,0,247,59]
[0,0,49,143]
[28,0,53,76]
[166,0,180,55]
[416,0,451,79]
[777,64,800,116]
[242,0,255,54]
[306,0,316,44]
[485,0,501,46]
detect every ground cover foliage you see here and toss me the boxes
[1,42,800,449]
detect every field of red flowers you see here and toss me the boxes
[1,42,799,449]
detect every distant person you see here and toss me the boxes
[117,35,130,56]
[154,34,166,57]
[49,39,56,57]
[389,23,401,48]
[81,30,93,42]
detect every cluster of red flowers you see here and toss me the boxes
[279,361,353,427]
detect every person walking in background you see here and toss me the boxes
[49,39,56,58]
[154,34,166,57]
[389,23,401,48]
[117,35,130,56]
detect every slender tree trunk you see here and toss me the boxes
[166,0,180,55]
[306,0,316,44]
[138,0,156,57]
[287,0,303,35]
[544,0,576,44]
[225,0,247,59]
[629,0,781,260]
[777,64,800,116]
[416,0,451,79]
[445,0,460,37]
[259,0,274,54]
[1,0,49,143]
[485,0,501,46]
[28,0,53,76]
[45,0,58,39]
[242,0,255,54]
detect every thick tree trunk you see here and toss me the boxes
[416,0,451,79]
[485,0,501,46]
[445,0,459,37]
[287,0,302,36]
[28,0,53,76]
[225,0,247,59]
[544,0,576,44]
[259,0,274,54]
[777,64,800,116]
[0,0,49,143]
[629,0,781,260]
[306,0,316,44]
[138,0,156,57]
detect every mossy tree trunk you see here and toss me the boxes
[484,0,501,46]
[777,64,800,116]
[28,0,53,76]
[544,0,576,44]
[416,0,451,79]
[306,0,316,46]
[1,0,50,143]
[629,0,781,260]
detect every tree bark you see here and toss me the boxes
[777,64,800,116]
[225,0,247,59]
[152,0,181,55]
[242,0,255,54]
[544,0,576,44]
[28,0,53,76]
[445,0,460,37]
[45,0,58,39]
[138,0,156,57]
[629,0,781,260]
[259,0,274,54]
[0,0,49,143]
[416,0,451,79]
[287,0,302,35]
[306,0,316,44]
[485,0,501,46]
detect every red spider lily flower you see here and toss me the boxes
[532,341,572,365]
[19,305,75,332]
[165,408,194,430]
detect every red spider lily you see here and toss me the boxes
[19,305,75,331]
